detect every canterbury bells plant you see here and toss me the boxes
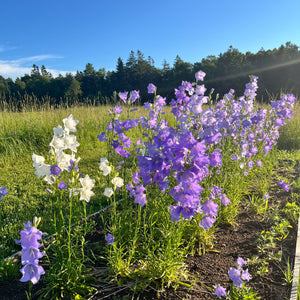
[31,115,96,298]
[15,217,45,299]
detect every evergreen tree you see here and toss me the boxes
[31,64,40,77]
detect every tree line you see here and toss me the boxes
[0,41,300,107]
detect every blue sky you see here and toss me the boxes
[1,0,300,79]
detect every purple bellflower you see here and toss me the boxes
[195,70,206,81]
[147,83,156,94]
[278,180,290,192]
[58,181,67,190]
[50,165,61,176]
[97,132,107,142]
[119,92,128,103]
[105,233,114,245]
[0,186,8,200]
[130,90,140,103]
[215,285,227,298]
[15,221,45,285]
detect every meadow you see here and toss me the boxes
[0,73,300,299]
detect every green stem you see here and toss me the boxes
[128,204,141,265]
[82,201,87,262]
[26,281,32,300]
[59,190,64,229]
[264,198,268,216]
[113,186,117,223]
[68,195,73,262]
[83,200,87,234]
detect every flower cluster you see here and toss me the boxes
[100,157,112,177]
[32,115,95,202]
[118,90,140,104]
[170,75,295,177]
[79,175,95,202]
[99,111,140,160]
[100,157,125,198]
[130,83,226,226]
[126,183,147,207]
[15,220,45,285]
[0,186,8,200]
[215,257,251,298]
[228,257,251,287]
[97,72,295,230]
[32,114,80,185]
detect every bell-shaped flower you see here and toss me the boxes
[100,157,109,164]
[53,125,64,137]
[79,187,95,202]
[219,193,230,206]
[202,200,219,217]
[97,132,107,142]
[168,205,182,222]
[58,181,67,190]
[237,257,247,267]
[34,163,51,178]
[130,90,140,103]
[32,153,45,168]
[100,158,111,174]
[79,175,95,190]
[43,175,56,185]
[215,285,226,298]
[63,114,78,134]
[147,83,156,94]
[228,267,244,287]
[111,176,124,188]
[64,134,80,153]
[278,180,290,192]
[200,215,216,230]
[15,226,43,249]
[195,70,206,81]
[100,163,112,176]
[103,187,113,198]
[49,136,65,152]
[105,233,114,245]
[241,269,251,281]
[56,151,76,171]
[0,186,8,200]
[118,92,128,103]
[21,247,45,265]
[50,165,61,177]
[20,263,45,285]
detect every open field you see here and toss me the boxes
[1,79,300,299]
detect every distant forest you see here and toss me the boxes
[1,41,300,107]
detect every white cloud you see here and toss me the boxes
[0,44,18,53]
[0,62,31,78]
[12,54,64,64]
[0,55,74,80]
